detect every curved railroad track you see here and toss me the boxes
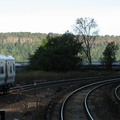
[1,75,120,120]
[10,74,120,94]
[46,78,120,120]
[114,84,120,102]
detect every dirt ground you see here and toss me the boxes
[0,84,71,120]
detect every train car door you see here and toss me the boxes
[5,60,8,83]
[0,60,5,85]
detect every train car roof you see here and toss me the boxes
[0,55,15,60]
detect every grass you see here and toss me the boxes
[15,70,118,85]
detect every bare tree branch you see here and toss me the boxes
[74,17,99,64]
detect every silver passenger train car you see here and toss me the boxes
[0,55,15,93]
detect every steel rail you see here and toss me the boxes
[114,84,120,101]
[61,78,120,120]
[11,74,120,90]
[84,81,118,120]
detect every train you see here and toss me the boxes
[0,55,15,94]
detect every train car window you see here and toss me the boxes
[0,66,4,74]
[10,66,12,73]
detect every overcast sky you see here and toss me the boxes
[0,0,120,35]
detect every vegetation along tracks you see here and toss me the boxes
[46,77,120,120]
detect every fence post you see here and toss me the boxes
[0,110,5,120]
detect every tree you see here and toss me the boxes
[100,42,119,70]
[28,32,83,72]
[74,17,99,64]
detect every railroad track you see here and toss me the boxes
[114,84,120,102]
[84,82,118,120]
[1,75,120,120]
[46,78,120,120]
[10,74,120,93]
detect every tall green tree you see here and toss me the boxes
[100,42,119,70]
[28,32,83,72]
[74,17,99,64]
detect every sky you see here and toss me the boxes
[0,0,120,35]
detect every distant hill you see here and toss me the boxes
[0,32,120,62]
[0,32,47,44]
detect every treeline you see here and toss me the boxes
[0,41,41,61]
[91,40,120,61]
[0,32,120,62]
